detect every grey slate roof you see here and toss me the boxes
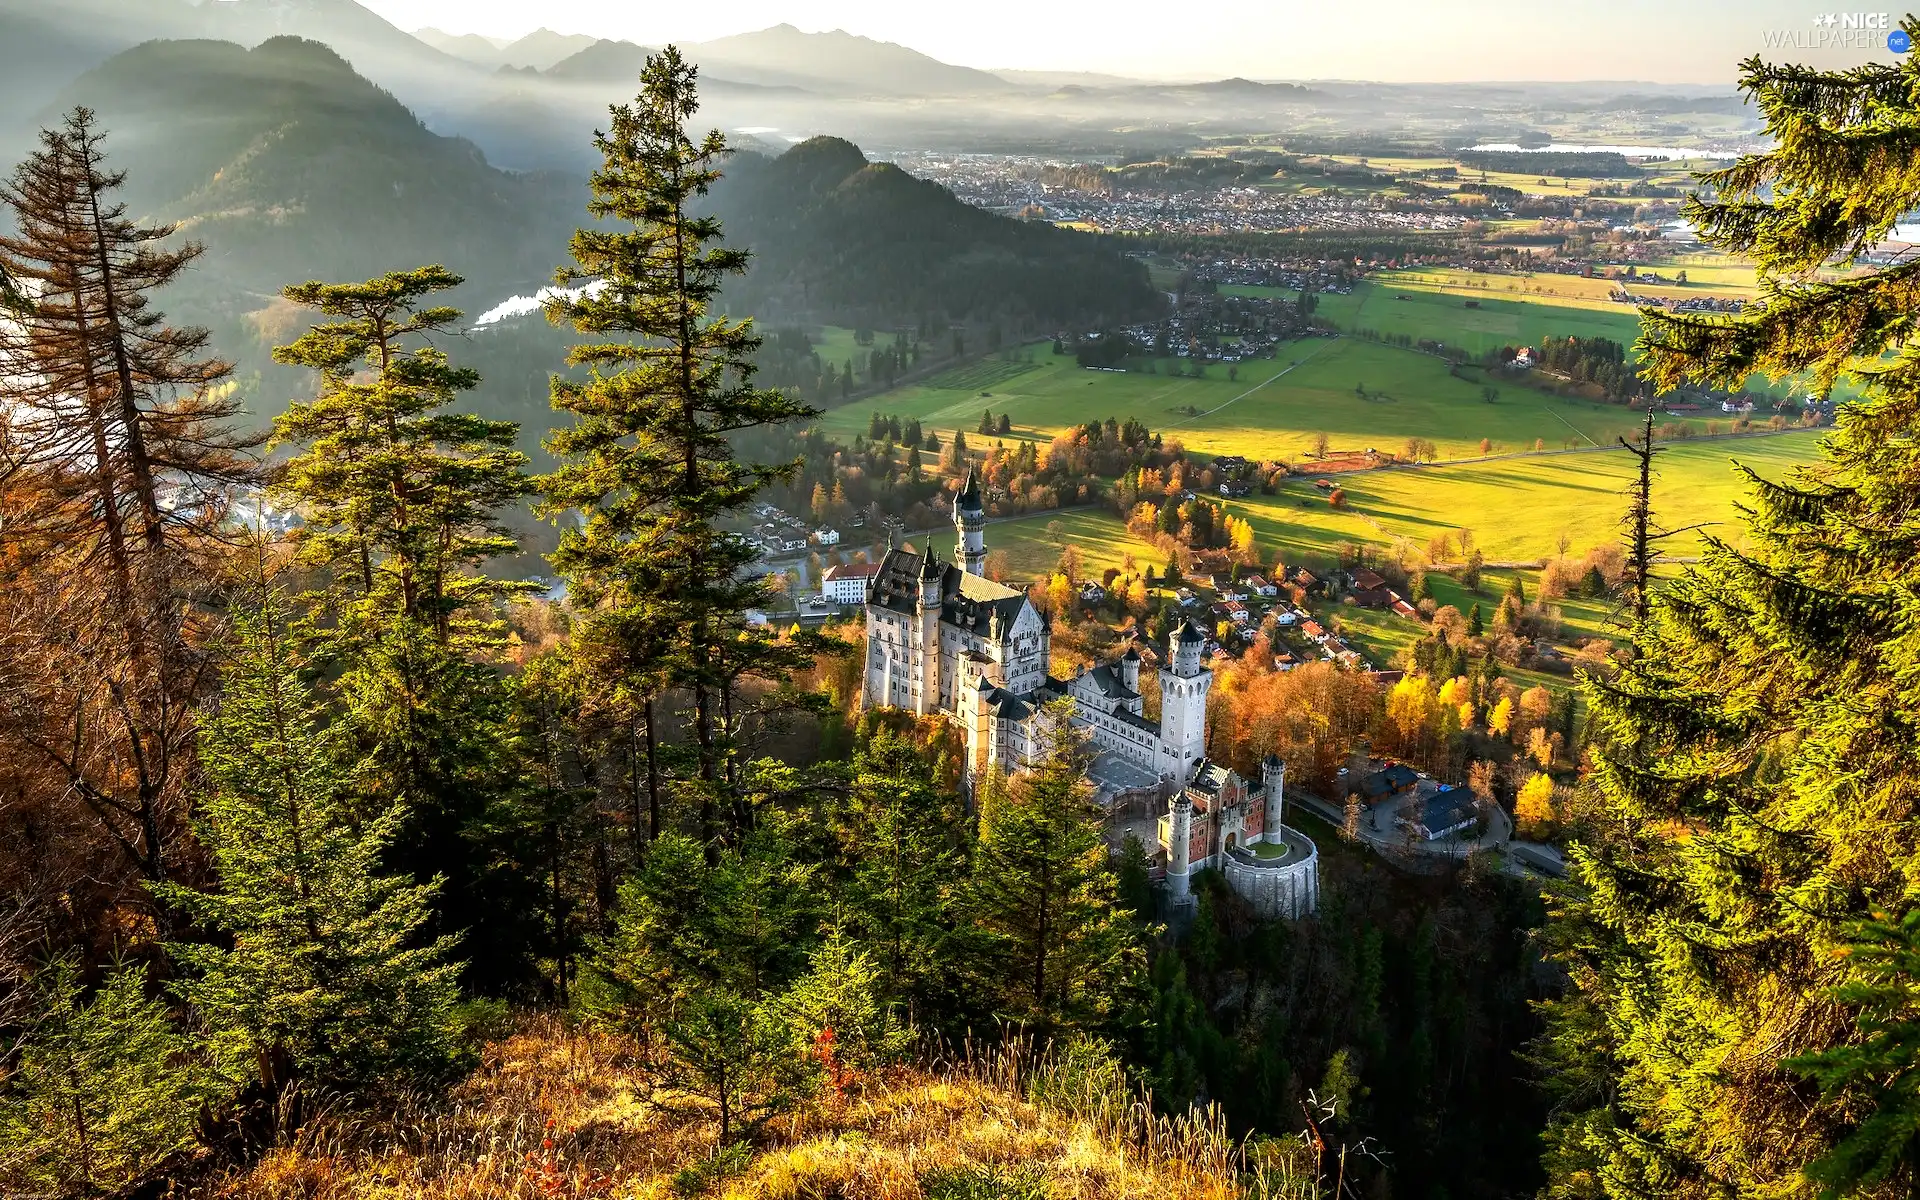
[1082,663,1139,702]
[868,546,1028,639]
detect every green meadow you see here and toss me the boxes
[816,336,1733,463]
[965,509,1164,581]
[952,430,1821,588]
[1232,431,1822,566]
[1285,277,1649,355]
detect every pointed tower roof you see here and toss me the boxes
[919,546,943,579]
[1176,617,1207,644]
[956,466,983,512]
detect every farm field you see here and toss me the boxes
[970,508,1162,582]
[817,336,1734,462]
[950,430,1820,592]
[1234,430,1822,566]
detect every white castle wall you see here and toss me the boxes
[1219,831,1320,919]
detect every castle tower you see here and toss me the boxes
[955,467,987,576]
[914,548,943,716]
[1120,644,1141,694]
[1261,754,1287,845]
[1157,619,1212,783]
[1166,791,1194,902]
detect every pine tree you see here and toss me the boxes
[541,48,817,852]
[776,932,910,1075]
[586,825,820,1025]
[659,987,804,1143]
[0,108,262,887]
[966,710,1141,1032]
[0,956,215,1197]
[270,266,538,987]
[156,593,464,1090]
[270,266,533,643]
[832,731,969,1024]
[1539,28,1920,1197]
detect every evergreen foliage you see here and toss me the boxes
[829,731,971,1025]
[966,710,1142,1032]
[541,47,819,852]
[270,265,540,991]
[0,957,214,1198]
[271,265,534,640]
[156,595,466,1090]
[1538,25,1920,1198]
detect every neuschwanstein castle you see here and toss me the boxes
[859,472,1319,917]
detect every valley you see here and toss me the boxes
[0,7,1901,1200]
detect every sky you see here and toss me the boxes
[352,0,1911,83]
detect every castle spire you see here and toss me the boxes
[955,466,987,576]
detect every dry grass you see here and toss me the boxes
[185,1019,1300,1200]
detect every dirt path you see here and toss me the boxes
[1161,339,1338,430]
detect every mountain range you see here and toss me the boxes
[13,32,1154,420]
[0,0,1754,177]
[413,26,597,71]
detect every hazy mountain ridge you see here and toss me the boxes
[417,26,603,71]
[544,23,1010,97]
[25,33,1153,410]
[714,136,1160,327]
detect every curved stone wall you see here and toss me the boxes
[1220,828,1319,919]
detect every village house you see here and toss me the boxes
[821,561,882,605]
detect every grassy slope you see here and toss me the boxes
[1233,431,1821,565]
[208,1023,1255,1199]
[977,509,1166,581]
[817,336,1732,462]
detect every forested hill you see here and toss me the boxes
[45,36,579,323]
[713,136,1162,328]
[33,38,1156,394]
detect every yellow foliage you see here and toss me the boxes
[1047,573,1074,617]
[1516,772,1557,837]
[1489,696,1514,737]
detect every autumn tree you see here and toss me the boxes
[0,108,261,892]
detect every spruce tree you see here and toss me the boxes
[541,48,817,852]
[1538,26,1920,1198]
[156,594,464,1090]
[0,957,215,1198]
[967,709,1141,1032]
[271,266,533,643]
[832,731,970,1024]
[270,266,538,989]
